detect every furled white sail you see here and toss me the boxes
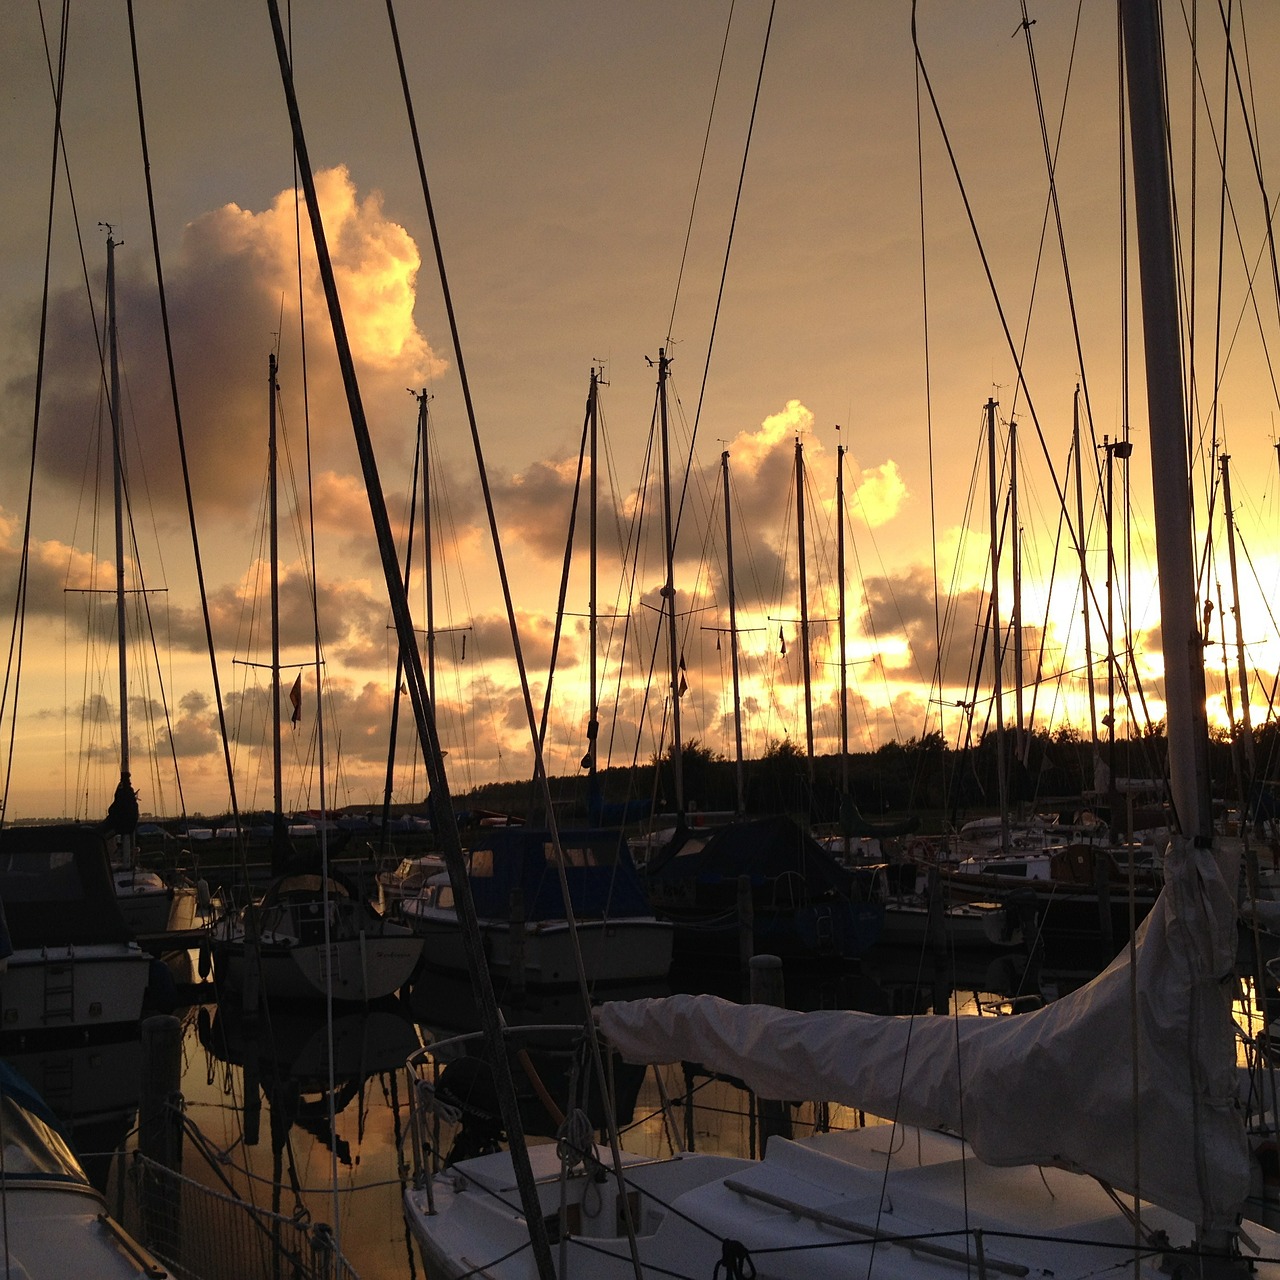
[598,835,1247,1232]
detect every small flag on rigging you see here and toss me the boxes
[289,673,302,725]
[677,652,688,697]
[779,626,787,656]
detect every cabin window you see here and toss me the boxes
[549,842,615,868]
[470,850,494,878]
[0,849,82,901]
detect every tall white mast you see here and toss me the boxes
[1120,0,1213,843]
[106,232,136,866]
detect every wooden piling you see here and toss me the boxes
[749,955,791,1149]
[139,1013,184,1253]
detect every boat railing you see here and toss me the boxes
[405,1023,590,1198]
[403,1021,890,1210]
[121,1150,361,1280]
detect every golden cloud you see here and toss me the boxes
[851,459,907,527]
[728,399,816,475]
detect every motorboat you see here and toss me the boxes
[0,825,152,1040]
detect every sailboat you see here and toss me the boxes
[90,232,195,938]
[401,5,1274,1276]
[402,825,673,987]
[645,439,883,963]
[210,354,422,1005]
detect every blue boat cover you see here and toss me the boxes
[466,828,653,921]
[645,814,854,893]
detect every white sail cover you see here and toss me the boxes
[599,836,1247,1231]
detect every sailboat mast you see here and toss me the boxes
[587,369,600,781]
[721,450,746,815]
[106,234,132,857]
[1102,435,1132,828]
[1010,417,1025,756]
[795,438,814,777]
[268,352,286,865]
[379,392,424,853]
[1072,389,1101,756]
[836,439,849,800]
[1219,454,1255,773]
[985,398,1010,850]
[657,348,684,816]
[422,390,437,708]
[1121,0,1213,844]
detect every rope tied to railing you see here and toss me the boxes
[416,1075,462,1127]
[555,1107,597,1173]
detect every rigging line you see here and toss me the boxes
[672,0,775,545]
[124,0,244,839]
[284,0,342,1245]
[604,410,658,770]
[912,4,948,776]
[1024,469,1070,749]
[1116,0,1134,742]
[1,0,70,826]
[666,0,737,344]
[1207,0,1232,489]
[1180,0,1202,538]
[130,517,188,819]
[530,380,591,802]
[385,0,584,855]
[911,4,1086,572]
[113,360,187,814]
[1015,0,1103,471]
[1171,35,1280,423]
[1217,0,1280,380]
[377,10,602,1276]
[382,404,421,831]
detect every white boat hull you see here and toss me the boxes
[878,899,1020,948]
[403,908,674,986]
[213,929,422,1003]
[405,1124,1280,1279]
[0,944,151,1037]
[2,1180,167,1277]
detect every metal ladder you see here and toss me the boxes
[42,946,76,1024]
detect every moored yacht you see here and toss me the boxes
[0,825,151,1040]
[401,826,673,987]
[211,857,422,1003]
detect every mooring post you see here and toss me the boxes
[749,954,791,1149]
[139,1013,184,1254]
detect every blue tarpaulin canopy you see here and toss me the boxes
[466,827,653,920]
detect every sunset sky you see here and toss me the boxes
[2,2,1279,822]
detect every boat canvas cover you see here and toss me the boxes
[644,814,852,893]
[467,828,653,921]
[599,835,1247,1232]
[0,824,133,947]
